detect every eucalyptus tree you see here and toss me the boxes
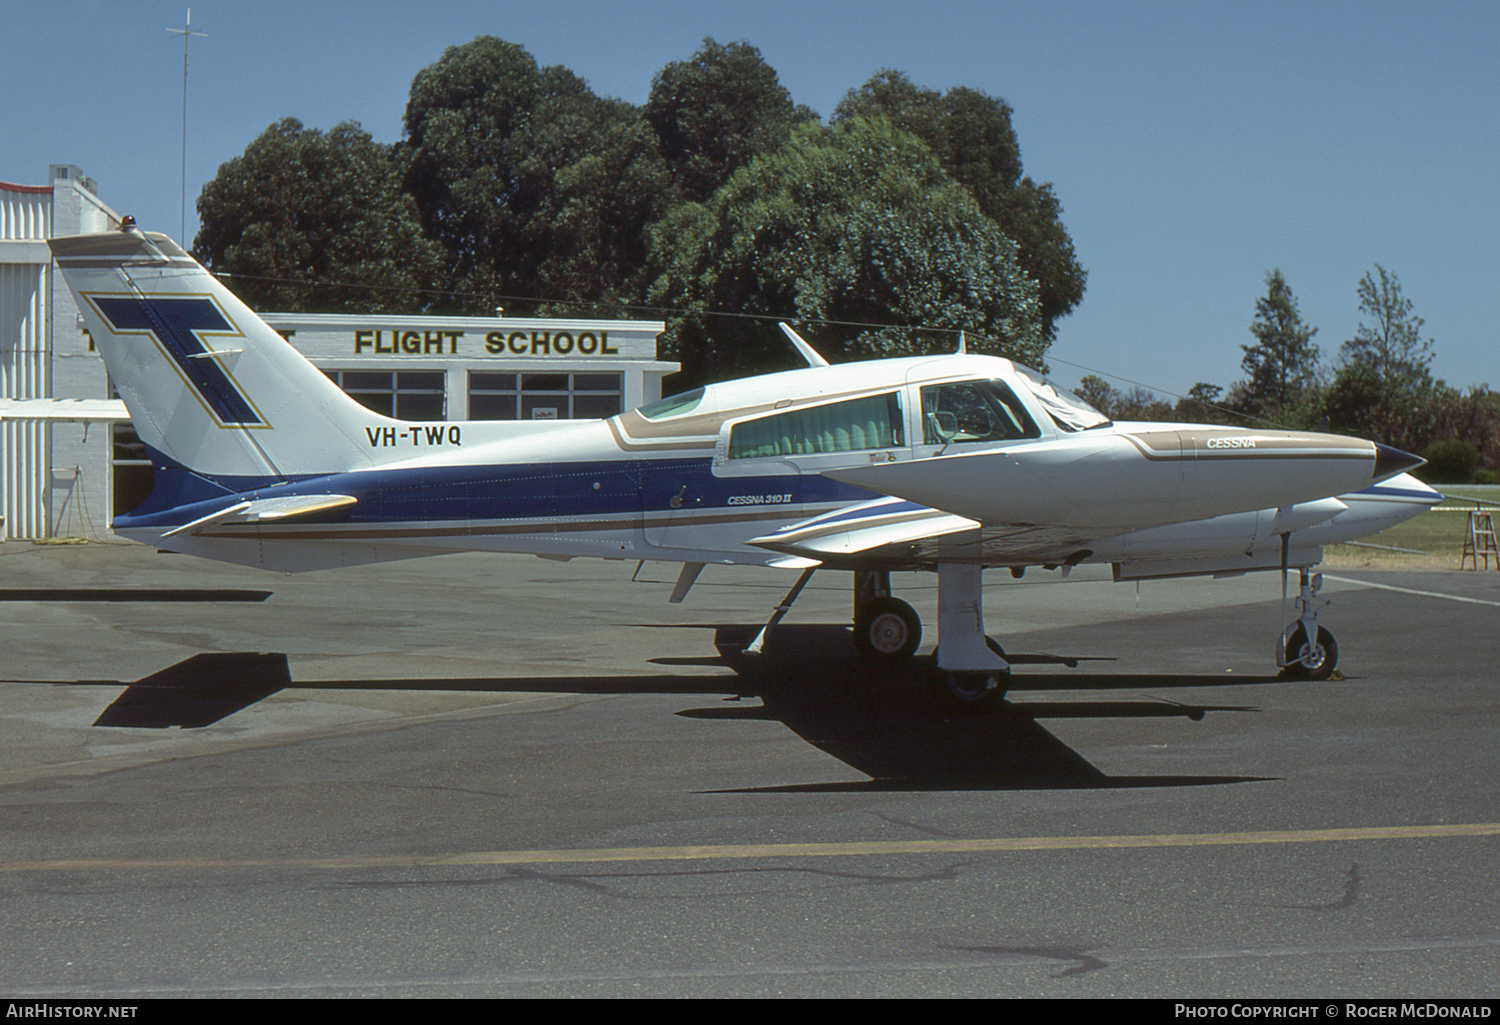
[194,118,440,313]
[646,116,1046,385]
[833,71,1086,339]
[401,37,671,314]
[644,38,813,204]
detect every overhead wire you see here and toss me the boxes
[210,267,1275,428]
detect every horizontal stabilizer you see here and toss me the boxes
[0,398,130,422]
[162,494,357,537]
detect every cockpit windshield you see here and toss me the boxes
[637,387,705,420]
[1012,365,1112,432]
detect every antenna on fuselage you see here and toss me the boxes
[778,323,830,368]
[957,330,967,355]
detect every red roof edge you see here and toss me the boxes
[0,181,54,194]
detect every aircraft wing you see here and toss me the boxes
[162,494,358,538]
[748,496,1092,568]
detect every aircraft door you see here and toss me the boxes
[643,455,745,554]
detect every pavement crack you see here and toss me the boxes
[942,943,1109,978]
[1277,862,1362,911]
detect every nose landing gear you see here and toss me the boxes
[1277,567,1338,680]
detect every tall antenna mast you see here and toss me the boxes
[166,8,207,243]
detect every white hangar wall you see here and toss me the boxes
[0,167,120,541]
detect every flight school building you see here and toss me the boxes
[0,166,676,540]
[261,313,674,423]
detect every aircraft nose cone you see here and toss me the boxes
[1373,443,1424,482]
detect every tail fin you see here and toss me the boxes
[50,228,393,485]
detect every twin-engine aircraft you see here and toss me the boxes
[49,225,1441,703]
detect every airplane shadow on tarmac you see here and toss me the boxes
[57,624,1282,791]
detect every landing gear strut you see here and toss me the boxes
[1277,567,1338,680]
[850,565,1008,704]
[931,562,1009,705]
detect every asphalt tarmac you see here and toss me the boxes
[0,540,1496,998]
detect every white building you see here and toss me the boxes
[260,313,673,424]
[0,166,121,541]
[0,167,677,540]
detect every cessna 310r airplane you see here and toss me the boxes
[46,224,1442,703]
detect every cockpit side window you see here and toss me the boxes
[728,392,904,460]
[920,380,1040,445]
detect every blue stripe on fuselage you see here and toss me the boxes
[114,454,878,531]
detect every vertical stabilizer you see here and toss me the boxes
[50,229,396,485]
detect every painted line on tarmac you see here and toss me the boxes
[1324,574,1500,608]
[5,822,1498,873]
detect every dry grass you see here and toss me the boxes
[1323,487,1500,571]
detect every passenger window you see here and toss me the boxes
[921,381,1039,445]
[728,392,904,460]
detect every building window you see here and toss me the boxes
[468,372,623,421]
[324,370,446,420]
[110,421,154,516]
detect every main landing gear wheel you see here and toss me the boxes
[1282,624,1338,680]
[853,596,921,661]
[938,669,1007,707]
[927,637,1009,708]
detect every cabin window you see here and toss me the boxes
[920,380,1040,445]
[728,392,903,460]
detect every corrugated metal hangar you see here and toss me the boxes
[0,168,677,541]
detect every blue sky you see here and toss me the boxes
[4,0,1495,400]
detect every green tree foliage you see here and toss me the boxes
[1325,265,1438,452]
[646,117,1046,384]
[833,71,1086,339]
[401,37,672,314]
[194,118,440,313]
[1174,382,1241,425]
[198,36,1087,383]
[1241,269,1321,423]
[1419,438,1479,484]
[1072,376,1171,422]
[1431,384,1500,475]
[644,38,813,204]
[1073,376,1120,419]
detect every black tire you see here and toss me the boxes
[940,669,1006,706]
[925,646,1008,708]
[853,596,921,661]
[1283,625,1338,680]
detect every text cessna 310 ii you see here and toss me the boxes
[50,225,1441,703]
